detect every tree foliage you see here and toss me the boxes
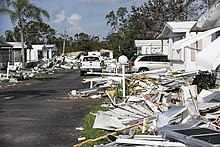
[0,0,49,68]
[72,32,102,52]
[5,27,20,41]
[105,0,211,59]
[2,0,216,60]
[23,21,56,44]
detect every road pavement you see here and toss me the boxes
[0,69,99,147]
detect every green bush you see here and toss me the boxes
[192,71,216,93]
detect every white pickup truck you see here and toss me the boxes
[79,56,103,76]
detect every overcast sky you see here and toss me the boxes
[0,0,147,39]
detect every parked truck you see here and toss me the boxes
[79,55,104,76]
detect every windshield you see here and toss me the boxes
[83,57,100,61]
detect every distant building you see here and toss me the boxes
[29,45,57,62]
[134,40,169,55]
[7,42,27,67]
[5,42,57,68]
[88,50,114,59]
[158,21,199,71]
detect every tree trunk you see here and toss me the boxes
[62,29,67,55]
[19,18,26,69]
[20,27,26,68]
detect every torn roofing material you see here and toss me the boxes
[172,27,220,51]
[157,106,188,128]
[196,36,220,70]
[93,112,126,131]
[163,127,220,147]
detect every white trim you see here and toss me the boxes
[196,36,220,70]
[172,27,220,50]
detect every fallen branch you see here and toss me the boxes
[73,122,142,147]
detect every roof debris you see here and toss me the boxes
[71,68,220,147]
[0,55,79,87]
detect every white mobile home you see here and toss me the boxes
[195,0,220,71]
[0,37,13,69]
[158,0,220,73]
[134,40,169,55]
[158,21,198,72]
[7,42,28,68]
[27,44,57,63]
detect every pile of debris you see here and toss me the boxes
[0,55,79,86]
[72,69,220,147]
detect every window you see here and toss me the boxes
[83,57,100,61]
[150,56,160,62]
[160,56,169,62]
[139,55,169,62]
[191,49,195,61]
[139,56,150,61]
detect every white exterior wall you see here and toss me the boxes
[26,49,38,63]
[27,45,56,63]
[185,46,196,71]
[168,38,174,60]
[141,46,148,54]
[169,31,214,72]
[88,51,101,56]
[49,50,52,59]
[109,52,113,59]
[42,50,48,60]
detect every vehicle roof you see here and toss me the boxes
[138,54,168,57]
[82,55,100,58]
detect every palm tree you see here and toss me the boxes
[0,0,49,68]
[0,0,10,8]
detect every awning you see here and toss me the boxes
[172,27,220,50]
[196,36,220,70]
[0,36,13,48]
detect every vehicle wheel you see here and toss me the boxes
[80,70,84,76]
[138,67,149,73]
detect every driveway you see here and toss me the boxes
[0,69,99,147]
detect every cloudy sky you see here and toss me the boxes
[0,0,147,39]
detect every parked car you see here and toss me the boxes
[79,55,104,76]
[129,54,170,72]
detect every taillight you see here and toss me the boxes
[80,63,82,67]
[131,61,135,66]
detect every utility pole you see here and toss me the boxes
[62,29,67,55]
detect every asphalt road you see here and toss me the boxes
[0,69,99,147]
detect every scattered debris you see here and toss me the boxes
[71,68,220,147]
[76,127,84,131]
[1,50,220,147]
[0,54,80,88]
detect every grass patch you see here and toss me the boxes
[32,72,47,79]
[81,105,110,146]
[0,82,12,89]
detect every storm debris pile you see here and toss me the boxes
[73,69,220,147]
[0,55,79,86]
